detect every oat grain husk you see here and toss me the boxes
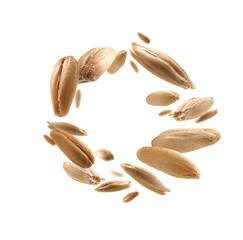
[130,43,195,89]
[137,147,200,179]
[48,121,87,136]
[95,149,114,161]
[43,134,55,146]
[50,56,79,117]
[137,32,150,44]
[50,129,94,168]
[130,60,139,73]
[173,97,214,121]
[95,180,131,192]
[63,162,102,185]
[78,47,116,83]
[121,163,170,195]
[158,109,172,116]
[195,109,218,123]
[123,191,139,203]
[146,90,179,106]
[152,128,221,153]
[107,50,127,74]
[75,89,81,108]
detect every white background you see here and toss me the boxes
[1,0,242,239]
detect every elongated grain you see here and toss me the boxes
[50,130,94,168]
[121,163,170,195]
[137,32,150,44]
[78,47,116,83]
[48,121,87,136]
[195,109,218,123]
[63,162,102,185]
[50,56,79,117]
[75,89,81,108]
[137,147,200,179]
[130,61,139,73]
[173,97,214,121]
[95,149,114,161]
[110,170,124,178]
[146,90,179,106]
[130,43,195,89]
[95,180,131,192]
[158,109,172,116]
[152,128,221,153]
[123,191,139,203]
[107,50,127,74]
[43,134,55,146]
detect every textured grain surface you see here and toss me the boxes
[95,180,131,192]
[173,97,214,121]
[48,121,87,136]
[121,163,170,195]
[63,162,102,185]
[78,47,116,83]
[50,130,94,168]
[130,43,195,89]
[50,56,79,117]
[152,128,221,153]
[137,147,200,179]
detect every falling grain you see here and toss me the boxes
[130,61,139,73]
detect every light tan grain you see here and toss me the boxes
[110,170,124,178]
[47,121,87,136]
[121,163,170,195]
[75,89,81,108]
[50,129,94,168]
[130,60,139,73]
[146,90,179,106]
[78,47,116,83]
[123,191,139,203]
[152,128,221,153]
[195,109,218,123]
[107,50,127,74]
[137,147,200,179]
[173,97,214,121]
[63,162,103,185]
[137,32,150,44]
[43,134,55,146]
[50,56,79,117]
[95,180,131,192]
[95,149,114,161]
[158,109,172,116]
[130,43,195,89]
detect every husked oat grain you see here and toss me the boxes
[121,163,170,195]
[75,89,81,108]
[137,32,150,44]
[151,128,221,153]
[123,191,139,203]
[195,109,218,123]
[43,134,55,146]
[137,147,200,179]
[95,149,114,161]
[95,180,131,192]
[130,60,139,73]
[50,129,95,168]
